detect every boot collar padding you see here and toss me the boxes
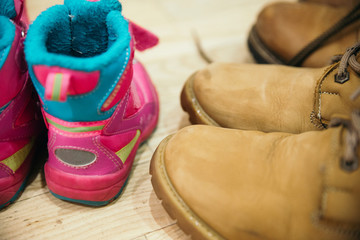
[25,2,130,72]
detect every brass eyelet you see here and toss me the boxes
[335,71,350,84]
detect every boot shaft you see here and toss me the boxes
[0,1,41,141]
[25,0,134,122]
[0,0,28,109]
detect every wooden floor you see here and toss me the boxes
[1,0,286,239]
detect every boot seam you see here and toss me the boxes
[313,129,360,238]
[0,48,6,65]
[50,126,101,138]
[92,136,122,170]
[311,211,360,239]
[48,130,56,150]
[310,111,325,130]
[0,163,13,175]
[321,92,339,96]
[318,91,340,123]
[313,64,338,129]
[97,47,130,115]
[311,185,360,237]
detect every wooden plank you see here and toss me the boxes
[146,224,191,240]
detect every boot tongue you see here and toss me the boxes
[63,0,122,57]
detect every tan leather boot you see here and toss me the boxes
[181,43,360,133]
[150,114,360,240]
[301,0,360,8]
[248,2,360,67]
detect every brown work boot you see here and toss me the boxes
[181,42,360,133]
[301,0,360,8]
[150,113,360,240]
[248,1,360,67]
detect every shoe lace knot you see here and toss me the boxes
[330,89,360,172]
[334,42,360,84]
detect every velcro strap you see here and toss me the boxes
[129,21,159,51]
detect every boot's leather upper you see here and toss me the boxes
[191,61,360,133]
[304,0,360,8]
[163,124,360,240]
[255,2,360,67]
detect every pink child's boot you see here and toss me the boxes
[25,0,159,206]
[0,0,43,209]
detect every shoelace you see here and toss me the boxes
[334,42,360,84]
[289,3,360,66]
[329,90,360,172]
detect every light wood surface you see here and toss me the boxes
[1,0,288,239]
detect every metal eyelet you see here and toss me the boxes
[341,157,359,172]
[335,71,350,84]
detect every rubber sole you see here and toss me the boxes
[0,144,38,210]
[247,25,287,65]
[180,73,220,127]
[0,174,29,209]
[49,177,129,207]
[150,135,224,240]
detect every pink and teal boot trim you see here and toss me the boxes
[0,0,43,209]
[25,0,159,206]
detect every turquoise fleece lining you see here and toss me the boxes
[65,0,122,57]
[0,16,15,69]
[25,1,129,71]
[25,0,132,122]
[0,0,16,19]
